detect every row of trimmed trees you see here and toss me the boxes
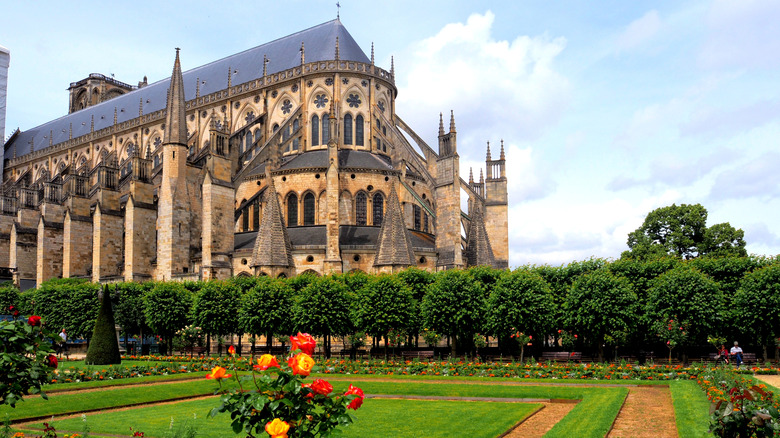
[1,255,779,361]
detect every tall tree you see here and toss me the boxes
[733,264,780,360]
[624,203,746,260]
[353,274,414,357]
[292,276,353,357]
[421,269,486,355]
[192,280,242,351]
[143,282,193,354]
[239,277,294,349]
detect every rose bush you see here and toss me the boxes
[209,332,363,437]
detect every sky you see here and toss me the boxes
[1,0,779,267]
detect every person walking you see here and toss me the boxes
[730,341,743,367]
[59,328,68,357]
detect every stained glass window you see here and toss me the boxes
[303,193,315,225]
[287,194,298,227]
[344,114,353,145]
[356,192,367,225]
[413,204,421,230]
[311,115,320,146]
[355,115,364,146]
[373,193,384,226]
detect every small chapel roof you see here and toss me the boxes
[5,20,369,159]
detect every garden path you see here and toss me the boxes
[607,386,677,438]
[504,402,575,437]
[753,374,780,388]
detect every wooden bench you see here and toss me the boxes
[251,346,288,356]
[401,350,435,360]
[541,352,582,362]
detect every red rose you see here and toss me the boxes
[344,384,364,410]
[28,315,41,326]
[228,345,236,355]
[46,354,58,369]
[290,332,316,356]
[310,378,333,396]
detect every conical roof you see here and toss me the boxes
[251,176,293,268]
[164,49,187,146]
[373,182,416,267]
[465,204,497,268]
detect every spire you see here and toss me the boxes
[327,100,337,148]
[335,37,340,61]
[139,97,143,116]
[464,203,497,268]
[449,110,456,132]
[49,130,53,146]
[469,167,474,184]
[69,123,73,140]
[113,107,117,125]
[371,42,375,65]
[391,56,395,77]
[300,42,305,65]
[486,141,492,160]
[164,48,187,146]
[479,168,484,184]
[373,182,416,268]
[263,55,268,76]
[438,112,445,136]
[195,77,200,98]
[90,115,94,132]
[227,65,232,89]
[251,172,293,269]
[500,139,505,160]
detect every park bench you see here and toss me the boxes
[699,352,758,365]
[251,346,288,356]
[401,350,435,360]
[337,349,368,359]
[541,351,582,362]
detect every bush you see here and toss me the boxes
[85,286,121,365]
[0,312,59,406]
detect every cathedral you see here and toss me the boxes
[0,19,508,288]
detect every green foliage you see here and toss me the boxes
[396,267,435,302]
[669,381,711,438]
[0,314,58,407]
[733,264,780,356]
[467,265,503,298]
[30,278,101,340]
[239,277,294,338]
[192,280,241,337]
[85,286,121,365]
[354,275,414,340]
[286,272,318,293]
[293,277,353,338]
[422,269,485,354]
[565,269,638,360]
[143,282,192,348]
[486,268,553,343]
[0,285,19,314]
[624,203,747,260]
[112,282,149,337]
[646,266,722,348]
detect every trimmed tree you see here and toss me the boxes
[85,285,121,365]
[239,277,294,352]
[143,282,193,354]
[486,268,554,358]
[292,276,353,358]
[113,282,150,353]
[422,269,486,356]
[564,269,638,361]
[354,274,414,357]
[733,264,780,360]
[193,280,242,354]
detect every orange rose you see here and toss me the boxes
[206,366,232,380]
[288,353,315,376]
[344,384,364,410]
[254,354,280,371]
[290,332,316,356]
[228,345,236,355]
[265,418,290,438]
[310,378,333,395]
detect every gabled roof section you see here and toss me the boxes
[373,182,416,267]
[5,20,369,160]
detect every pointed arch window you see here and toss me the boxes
[287,193,298,227]
[413,204,421,230]
[244,133,252,154]
[253,200,260,230]
[303,193,315,225]
[344,114,353,145]
[322,113,330,144]
[292,119,300,151]
[355,115,364,146]
[311,114,320,146]
[355,192,367,225]
[242,209,249,231]
[372,193,384,226]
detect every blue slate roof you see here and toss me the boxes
[4,19,369,160]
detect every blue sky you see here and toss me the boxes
[2,0,779,266]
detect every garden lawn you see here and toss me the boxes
[670,380,711,438]
[46,398,542,438]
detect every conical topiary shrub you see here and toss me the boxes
[85,285,121,365]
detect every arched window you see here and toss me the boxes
[254,128,262,144]
[355,115,364,146]
[413,204,421,230]
[355,192,367,225]
[344,114,353,145]
[244,133,252,154]
[423,211,429,233]
[292,119,300,151]
[287,193,298,227]
[273,123,279,133]
[253,200,260,230]
[322,113,330,144]
[372,193,384,226]
[311,114,320,146]
[242,210,249,231]
[303,193,315,225]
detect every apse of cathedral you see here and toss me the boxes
[0,20,508,288]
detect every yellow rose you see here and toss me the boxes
[287,353,315,376]
[265,418,290,438]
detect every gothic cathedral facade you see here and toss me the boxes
[0,20,508,288]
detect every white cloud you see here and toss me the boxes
[699,0,780,69]
[708,151,780,200]
[396,10,570,147]
[616,10,662,53]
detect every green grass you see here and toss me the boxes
[45,397,541,438]
[670,380,712,438]
[546,387,627,438]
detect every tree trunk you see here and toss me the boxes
[251,337,256,360]
[597,343,604,363]
[763,343,768,362]
[206,335,211,357]
[384,334,389,360]
[520,344,525,364]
